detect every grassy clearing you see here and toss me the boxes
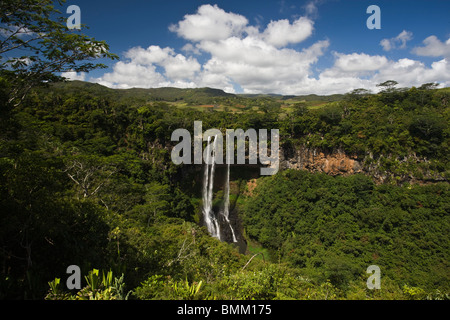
[246,238,272,263]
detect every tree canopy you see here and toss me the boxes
[0,0,117,106]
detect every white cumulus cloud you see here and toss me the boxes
[262,17,314,47]
[168,4,249,42]
[319,52,450,93]
[333,52,388,73]
[89,5,450,95]
[380,30,413,51]
[412,35,450,58]
[61,70,86,81]
[93,4,322,94]
[92,45,201,89]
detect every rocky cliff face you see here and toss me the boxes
[279,145,447,184]
[280,146,362,176]
[175,143,446,186]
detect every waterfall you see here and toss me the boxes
[202,135,220,239]
[202,135,237,243]
[222,161,238,242]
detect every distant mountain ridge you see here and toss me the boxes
[51,80,344,102]
[51,81,235,102]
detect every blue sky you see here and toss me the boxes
[61,0,450,95]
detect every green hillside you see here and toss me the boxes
[0,78,448,300]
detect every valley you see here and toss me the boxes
[0,80,448,300]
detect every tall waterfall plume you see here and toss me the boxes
[202,135,220,239]
[202,135,237,243]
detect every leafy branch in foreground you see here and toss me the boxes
[0,0,118,106]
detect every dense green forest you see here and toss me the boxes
[0,0,448,300]
[0,78,448,300]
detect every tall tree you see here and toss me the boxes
[376,80,398,93]
[0,0,117,106]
